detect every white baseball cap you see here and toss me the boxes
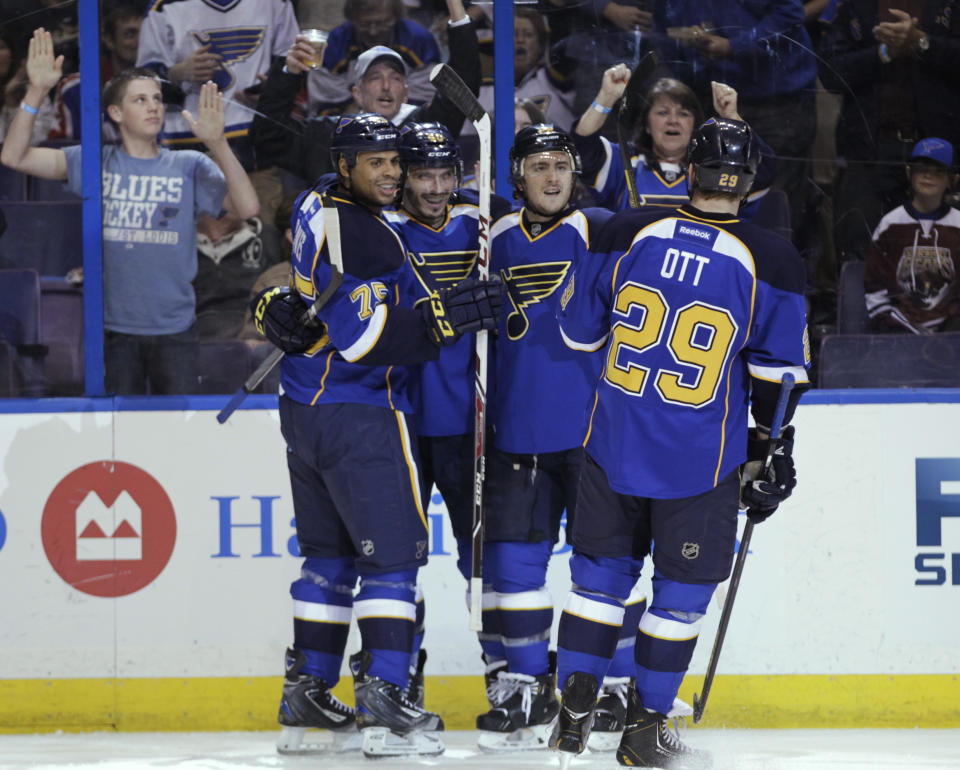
[354,45,407,83]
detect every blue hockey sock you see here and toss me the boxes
[458,538,505,663]
[607,582,648,679]
[557,552,642,688]
[410,582,425,671]
[355,569,418,689]
[634,574,715,714]
[488,541,553,677]
[290,556,357,686]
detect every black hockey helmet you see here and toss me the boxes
[687,118,759,197]
[330,112,400,172]
[509,123,582,186]
[398,121,463,190]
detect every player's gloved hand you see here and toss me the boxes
[250,285,326,354]
[421,277,505,347]
[740,425,796,523]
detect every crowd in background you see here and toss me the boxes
[0,0,958,396]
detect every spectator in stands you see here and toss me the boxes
[48,3,144,141]
[0,28,56,144]
[652,1,818,243]
[250,0,476,185]
[1,28,259,394]
[307,0,442,111]
[193,193,285,340]
[572,64,776,219]
[470,7,577,136]
[135,0,298,165]
[865,138,960,334]
[819,1,960,265]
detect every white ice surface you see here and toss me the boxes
[1,729,959,770]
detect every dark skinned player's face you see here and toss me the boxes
[341,150,402,208]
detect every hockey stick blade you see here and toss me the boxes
[430,63,485,123]
[618,50,660,134]
[691,373,795,723]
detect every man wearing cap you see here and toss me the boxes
[250,0,477,184]
[865,137,960,334]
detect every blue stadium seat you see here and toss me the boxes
[28,175,81,202]
[0,267,45,396]
[837,260,867,334]
[0,165,27,201]
[818,332,960,388]
[196,340,252,395]
[0,202,82,276]
[40,277,84,396]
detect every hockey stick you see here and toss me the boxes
[217,193,344,424]
[692,372,796,723]
[429,62,490,632]
[617,50,659,209]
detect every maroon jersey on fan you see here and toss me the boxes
[865,203,960,333]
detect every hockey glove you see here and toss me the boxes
[421,277,505,347]
[250,285,327,354]
[740,425,796,523]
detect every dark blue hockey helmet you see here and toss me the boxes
[509,124,582,186]
[330,112,400,172]
[687,118,759,197]
[398,122,463,190]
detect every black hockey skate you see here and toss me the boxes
[405,648,427,709]
[276,647,358,755]
[476,665,560,753]
[549,670,599,764]
[616,686,712,769]
[587,676,630,752]
[350,650,445,758]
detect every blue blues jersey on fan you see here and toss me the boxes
[558,203,810,499]
[573,133,774,218]
[489,207,612,454]
[281,187,415,412]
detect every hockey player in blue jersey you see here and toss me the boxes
[472,124,613,752]
[251,113,503,758]
[549,118,810,769]
[573,64,775,220]
[383,122,512,708]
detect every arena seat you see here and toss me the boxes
[836,260,867,334]
[0,201,82,276]
[40,277,84,396]
[818,332,960,388]
[196,340,252,395]
[0,165,27,201]
[0,267,46,396]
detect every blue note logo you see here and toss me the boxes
[914,458,960,586]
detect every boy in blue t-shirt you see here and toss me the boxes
[0,27,259,394]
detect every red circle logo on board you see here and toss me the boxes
[41,461,177,597]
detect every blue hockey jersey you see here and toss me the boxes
[558,204,810,499]
[281,188,419,412]
[387,202,481,437]
[489,206,612,454]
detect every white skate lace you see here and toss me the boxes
[487,672,535,720]
[600,677,630,711]
[658,715,690,752]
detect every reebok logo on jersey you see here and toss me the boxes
[677,223,714,242]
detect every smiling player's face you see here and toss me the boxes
[344,150,402,208]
